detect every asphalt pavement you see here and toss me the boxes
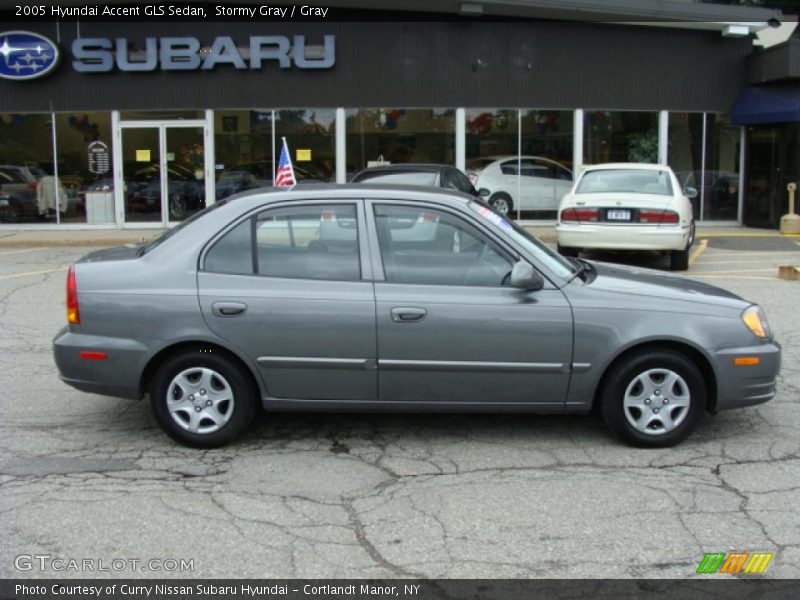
[0,233,798,579]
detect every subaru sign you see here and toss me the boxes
[0,31,60,80]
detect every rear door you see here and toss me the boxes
[368,200,573,406]
[198,200,377,401]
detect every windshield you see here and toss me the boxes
[468,201,573,279]
[577,168,673,196]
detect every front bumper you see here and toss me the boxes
[53,326,148,400]
[712,341,781,411]
[556,223,690,251]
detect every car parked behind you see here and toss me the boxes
[351,163,483,198]
[556,163,697,270]
[466,155,573,216]
[54,185,780,449]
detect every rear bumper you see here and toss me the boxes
[53,326,147,400]
[556,223,690,251]
[713,341,781,411]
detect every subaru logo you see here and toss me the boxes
[0,31,60,80]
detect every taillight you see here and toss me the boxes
[561,207,600,222]
[639,210,679,224]
[28,182,38,191]
[66,264,80,324]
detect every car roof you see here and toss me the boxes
[354,163,452,173]
[581,163,673,172]
[229,183,473,207]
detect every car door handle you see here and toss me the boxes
[212,301,248,317]
[390,307,427,323]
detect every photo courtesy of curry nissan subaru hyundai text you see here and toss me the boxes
[0,0,797,229]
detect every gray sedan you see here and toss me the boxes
[53,185,781,448]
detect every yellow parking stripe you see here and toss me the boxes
[688,238,708,266]
[0,247,47,257]
[0,266,68,281]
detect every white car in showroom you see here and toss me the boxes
[467,155,573,215]
[556,163,696,271]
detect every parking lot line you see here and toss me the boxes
[0,266,68,281]
[700,232,800,238]
[0,247,47,257]
[689,238,708,265]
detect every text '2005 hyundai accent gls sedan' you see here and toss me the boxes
[53,185,780,448]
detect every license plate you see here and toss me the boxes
[607,209,631,221]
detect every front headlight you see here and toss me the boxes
[742,305,771,339]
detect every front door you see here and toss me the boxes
[119,121,209,226]
[368,201,573,407]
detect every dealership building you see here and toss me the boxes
[0,0,797,229]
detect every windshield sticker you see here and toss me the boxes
[478,205,512,229]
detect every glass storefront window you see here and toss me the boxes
[345,108,455,178]
[55,112,114,224]
[0,113,55,224]
[213,109,334,201]
[275,109,335,183]
[669,112,741,222]
[465,109,573,219]
[705,114,740,221]
[584,110,658,165]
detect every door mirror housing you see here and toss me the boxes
[509,260,544,290]
[684,186,698,199]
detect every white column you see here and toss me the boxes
[455,107,466,171]
[335,107,346,183]
[658,110,669,165]
[111,110,123,227]
[205,109,215,205]
[573,109,583,173]
[50,111,60,224]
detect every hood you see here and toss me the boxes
[79,243,144,263]
[584,260,748,310]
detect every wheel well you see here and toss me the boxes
[139,341,262,400]
[591,341,718,414]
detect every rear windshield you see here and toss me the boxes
[0,168,27,184]
[139,198,231,255]
[352,171,437,186]
[576,169,673,196]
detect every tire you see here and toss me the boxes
[670,248,690,271]
[488,193,512,216]
[557,244,578,257]
[150,349,257,448]
[600,349,705,448]
[669,220,694,271]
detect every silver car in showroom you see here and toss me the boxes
[54,185,780,448]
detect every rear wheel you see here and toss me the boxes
[150,349,257,448]
[601,349,705,447]
[488,193,512,216]
[670,220,695,271]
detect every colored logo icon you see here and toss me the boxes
[0,31,60,80]
[697,552,774,574]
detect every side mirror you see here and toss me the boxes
[478,188,490,198]
[684,186,698,199]
[510,260,544,291]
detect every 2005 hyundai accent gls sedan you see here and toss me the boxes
[53,185,781,448]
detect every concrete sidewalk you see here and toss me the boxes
[0,225,794,249]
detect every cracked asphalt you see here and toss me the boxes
[0,244,798,579]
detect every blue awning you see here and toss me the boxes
[730,84,800,125]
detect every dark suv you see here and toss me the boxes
[351,164,484,198]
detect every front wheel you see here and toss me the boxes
[488,193,512,216]
[601,349,705,447]
[150,349,257,448]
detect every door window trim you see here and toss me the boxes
[199,199,372,282]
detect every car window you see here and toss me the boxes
[255,204,360,281]
[444,168,476,194]
[0,168,27,184]
[204,219,253,275]
[352,171,438,187]
[374,204,513,287]
[500,159,549,178]
[577,169,674,195]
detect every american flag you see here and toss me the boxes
[274,137,297,188]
